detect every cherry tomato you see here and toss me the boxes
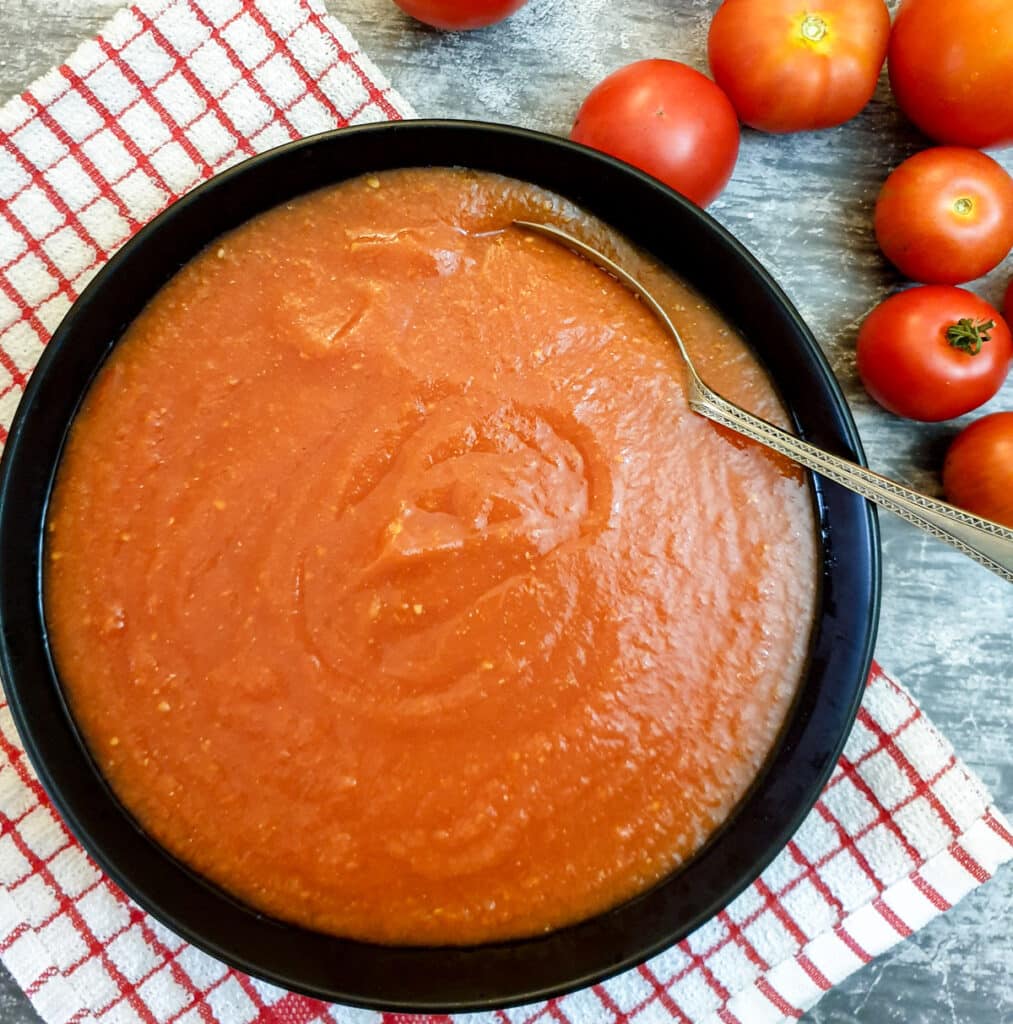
[874,148,1013,285]
[856,286,1012,421]
[888,0,1013,148]
[570,60,740,208]
[943,412,1013,527]
[392,0,528,30]
[707,0,889,133]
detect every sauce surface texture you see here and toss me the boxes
[46,169,816,945]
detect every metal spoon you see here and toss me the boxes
[514,220,1013,584]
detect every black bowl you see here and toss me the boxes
[0,120,879,1011]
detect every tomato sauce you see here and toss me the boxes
[46,168,817,945]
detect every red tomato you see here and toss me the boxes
[856,286,1012,421]
[392,0,528,30]
[570,60,740,208]
[888,0,1013,148]
[707,0,890,133]
[874,148,1013,285]
[1005,278,1013,324]
[943,412,1013,527]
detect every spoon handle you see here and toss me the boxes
[691,380,1013,584]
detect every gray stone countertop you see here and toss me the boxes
[0,1,1010,1021]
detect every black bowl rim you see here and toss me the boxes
[0,119,880,1011]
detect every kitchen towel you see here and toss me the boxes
[0,2,1010,1022]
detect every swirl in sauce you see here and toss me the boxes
[46,168,816,944]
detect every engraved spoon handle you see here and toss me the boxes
[514,219,1013,584]
[690,378,1013,583]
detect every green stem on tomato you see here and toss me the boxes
[799,13,828,42]
[946,318,994,356]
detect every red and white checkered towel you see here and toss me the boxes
[1,2,1011,1023]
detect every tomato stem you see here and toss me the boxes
[946,318,995,355]
[799,13,828,42]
